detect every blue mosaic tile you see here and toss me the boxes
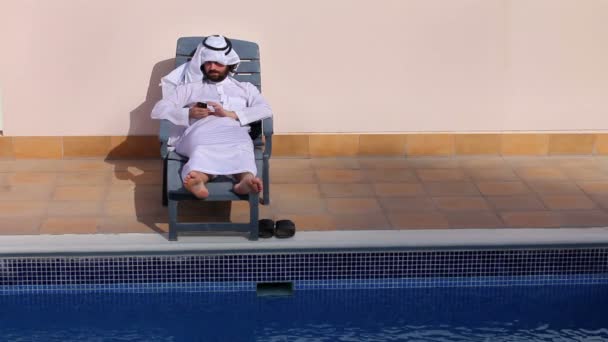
[1,248,608,294]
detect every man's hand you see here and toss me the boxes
[189,105,211,120]
[208,102,238,120]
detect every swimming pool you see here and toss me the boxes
[1,231,608,341]
[1,284,607,341]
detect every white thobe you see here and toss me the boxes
[151,77,272,179]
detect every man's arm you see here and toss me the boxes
[206,103,239,121]
[233,83,273,126]
[150,85,193,127]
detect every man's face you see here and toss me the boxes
[203,61,230,82]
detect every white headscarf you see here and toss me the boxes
[184,35,241,83]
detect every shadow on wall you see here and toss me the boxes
[109,58,174,159]
[104,58,174,236]
[104,58,232,237]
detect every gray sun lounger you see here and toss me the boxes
[159,37,273,241]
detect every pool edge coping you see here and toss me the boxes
[2,227,608,257]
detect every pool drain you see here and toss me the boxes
[256,282,294,297]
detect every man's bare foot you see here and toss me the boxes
[183,171,209,199]
[234,173,263,195]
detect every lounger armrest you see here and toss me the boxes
[159,119,174,159]
[262,117,273,136]
[262,117,273,158]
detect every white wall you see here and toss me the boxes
[0,0,606,136]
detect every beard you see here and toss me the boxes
[202,67,230,82]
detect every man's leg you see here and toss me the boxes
[233,172,263,195]
[183,171,211,199]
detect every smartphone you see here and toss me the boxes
[196,102,207,108]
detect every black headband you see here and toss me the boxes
[202,35,233,56]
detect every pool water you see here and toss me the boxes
[1,284,607,341]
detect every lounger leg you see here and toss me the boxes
[168,199,178,241]
[262,157,270,205]
[248,193,259,241]
[162,159,168,207]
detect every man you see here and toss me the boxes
[151,35,272,199]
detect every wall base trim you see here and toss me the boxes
[0,133,607,159]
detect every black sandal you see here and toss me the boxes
[275,219,296,239]
[258,219,275,239]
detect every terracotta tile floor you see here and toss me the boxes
[2,156,608,236]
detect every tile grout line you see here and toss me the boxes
[506,159,553,218]
[567,171,608,217]
[445,167,506,228]
[39,168,63,234]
